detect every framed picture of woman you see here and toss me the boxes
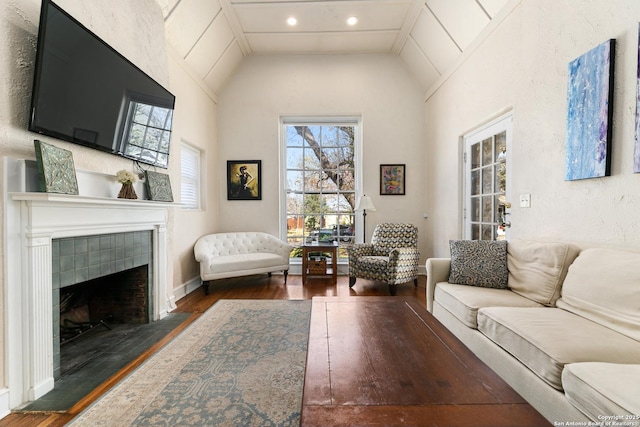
[227,160,262,200]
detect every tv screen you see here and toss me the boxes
[29,0,175,169]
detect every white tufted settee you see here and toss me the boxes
[194,232,293,294]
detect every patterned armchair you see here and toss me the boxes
[347,223,420,295]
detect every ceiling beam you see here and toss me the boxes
[392,0,424,54]
[219,0,252,55]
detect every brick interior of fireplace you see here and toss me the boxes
[60,265,149,343]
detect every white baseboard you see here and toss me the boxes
[173,276,201,303]
[0,388,10,421]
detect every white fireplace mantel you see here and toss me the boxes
[4,191,176,409]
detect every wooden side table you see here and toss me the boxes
[302,242,337,285]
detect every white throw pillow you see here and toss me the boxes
[557,247,640,341]
[507,239,580,306]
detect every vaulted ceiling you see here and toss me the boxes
[154,0,513,97]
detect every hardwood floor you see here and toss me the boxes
[0,274,426,426]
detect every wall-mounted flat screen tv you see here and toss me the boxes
[29,0,175,169]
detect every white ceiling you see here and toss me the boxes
[154,0,513,96]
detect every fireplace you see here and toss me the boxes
[51,231,154,378]
[5,183,173,410]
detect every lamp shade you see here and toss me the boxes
[355,195,376,211]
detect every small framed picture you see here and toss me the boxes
[380,164,405,195]
[145,170,174,202]
[227,160,262,200]
[34,140,79,195]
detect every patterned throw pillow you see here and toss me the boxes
[449,240,508,288]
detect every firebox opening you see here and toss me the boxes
[60,265,149,344]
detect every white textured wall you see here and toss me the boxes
[425,0,640,257]
[217,54,427,259]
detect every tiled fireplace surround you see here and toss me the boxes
[3,158,174,411]
[52,231,153,379]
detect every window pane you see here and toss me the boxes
[304,149,321,169]
[471,170,480,195]
[471,197,480,222]
[150,107,169,128]
[144,128,161,149]
[287,147,304,169]
[482,224,493,240]
[471,143,481,169]
[471,224,480,240]
[482,166,493,194]
[482,137,493,166]
[482,196,493,223]
[133,103,151,124]
[287,171,304,192]
[159,132,171,153]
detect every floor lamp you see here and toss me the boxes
[355,195,376,243]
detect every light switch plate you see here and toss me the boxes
[519,194,531,208]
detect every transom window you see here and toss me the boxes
[282,119,360,260]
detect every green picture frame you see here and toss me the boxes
[34,140,79,195]
[145,170,174,202]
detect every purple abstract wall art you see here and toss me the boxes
[565,39,615,181]
[634,24,640,173]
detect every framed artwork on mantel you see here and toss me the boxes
[380,164,405,195]
[227,160,262,200]
[145,170,174,202]
[34,140,79,195]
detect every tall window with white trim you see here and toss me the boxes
[283,118,360,261]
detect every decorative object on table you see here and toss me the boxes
[227,160,261,200]
[145,170,173,202]
[66,300,311,427]
[565,39,615,180]
[115,169,138,199]
[347,223,420,296]
[308,256,327,275]
[355,195,376,243]
[33,140,79,195]
[635,25,640,172]
[380,164,405,195]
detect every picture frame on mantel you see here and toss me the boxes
[145,170,174,202]
[34,139,79,195]
[227,160,262,200]
[380,164,405,195]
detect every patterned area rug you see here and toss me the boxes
[68,300,312,427]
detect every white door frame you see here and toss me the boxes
[462,112,513,240]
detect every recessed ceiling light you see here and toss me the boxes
[347,16,358,26]
[287,17,297,26]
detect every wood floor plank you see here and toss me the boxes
[302,296,551,426]
[301,404,551,427]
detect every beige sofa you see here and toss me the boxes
[194,232,293,294]
[426,239,640,425]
